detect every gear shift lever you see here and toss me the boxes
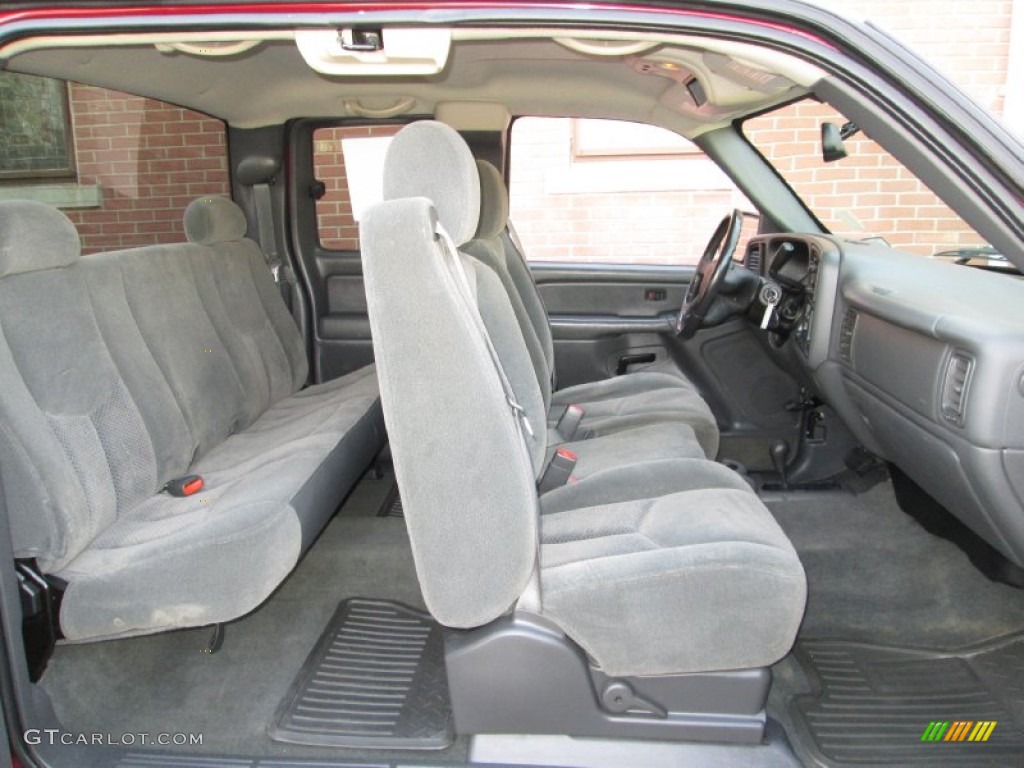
[770,440,790,490]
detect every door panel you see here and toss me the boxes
[540,282,686,317]
[288,119,408,384]
[312,251,375,382]
[533,263,693,387]
[532,263,803,467]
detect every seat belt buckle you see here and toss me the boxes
[164,475,205,497]
[555,403,585,441]
[538,448,578,493]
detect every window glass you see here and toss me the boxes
[0,73,74,179]
[509,117,752,265]
[743,100,994,263]
[0,78,229,255]
[313,125,401,250]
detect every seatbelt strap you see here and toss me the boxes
[435,224,543,616]
[506,220,526,257]
[252,182,295,288]
[436,225,535,445]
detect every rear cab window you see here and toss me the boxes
[0,73,229,254]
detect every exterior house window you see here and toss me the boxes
[0,73,75,181]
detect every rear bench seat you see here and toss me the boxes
[0,198,383,642]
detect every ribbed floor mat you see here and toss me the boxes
[270,598,453,749]
[788,634,1024,766]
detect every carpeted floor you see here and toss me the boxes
[765,481,1024,648]
[765,481,1024,767]
[38,471,471,762]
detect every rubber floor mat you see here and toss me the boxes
[270,598,453,749]
[788,633,1024,766]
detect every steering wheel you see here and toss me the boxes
[676,209,744,338]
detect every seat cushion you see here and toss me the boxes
[193,365,383,547]
[553,373,720,458]
[195,365,380,473]
[57,470,304,642]
[548,423,705,490]
[540,487,807,676]
[539,458,754,516]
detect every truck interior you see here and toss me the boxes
[1,7,1023,767]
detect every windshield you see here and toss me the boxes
[743,99,1004,268]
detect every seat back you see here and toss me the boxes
[466,160,556,391]
[0,202,193,571]
[360,121,540,628]
[0,197,312,573]
[464,161,553,412]
[183,197,308,406]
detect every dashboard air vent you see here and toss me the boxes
[838,308,858,363]
[746,242,763,273]
[941,351,974,427]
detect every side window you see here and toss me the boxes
[0,74,229,254]
[312,125,402,251]
[509,117,753,265]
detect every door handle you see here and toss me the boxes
[616,353,657,375]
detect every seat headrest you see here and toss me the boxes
[382,121,480,247]
[183,196,248,245]
[474,160,510,241]
[0,201,81,278]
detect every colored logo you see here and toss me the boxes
[921,721,997,742]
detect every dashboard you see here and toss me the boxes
[745,235,837,366]
[743,233,1024,569]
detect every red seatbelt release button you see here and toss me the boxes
[164,475,205,497]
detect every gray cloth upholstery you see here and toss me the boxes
[474,160,510,241]
[0,200,81,278]
[466,232,552,413]
[466,161,721,457]
[468,200,709,482]
[552,424,705,487]
[361,122,806,679]
[361,198,538,627]
[540,487,807,676]
[382,121,481,247]
[539,458,754,516]
[0,199,383,641]
[555,377,721,458]
[183,195,248,245]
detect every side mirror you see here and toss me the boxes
[821,122,847,163]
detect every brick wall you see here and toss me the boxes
[64,83,230,254]
[314,125,402,251]
[743,101,986,255]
